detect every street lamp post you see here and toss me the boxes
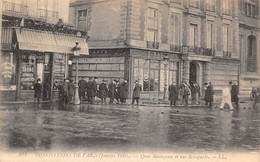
[163,54,169,101]
[72,41,81,105]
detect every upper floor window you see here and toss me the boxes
[222,25,231,57]
[222,0,231,15]
[147,7,158,43]
[189,0,200,8]
[78,9,87,20]
[206,0,216,12]
[206,21,214,49]
[171,12,180,46]
[190,24,198,47]
[247,35,257,72]
[245,2,258,17]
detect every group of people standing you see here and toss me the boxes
[78,77,132,104]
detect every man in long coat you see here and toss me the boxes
[99,80,108,104]
[120,79,129,103]
[168,81,178,106]
[34,78,42,104]
[78,77,87,101]
[86,77,94,104]
[62,78,70,105]
[231,81,239,107]
[132,80,142,105]
[108,80,116,104]
[205,82,214,107]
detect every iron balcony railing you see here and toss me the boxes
[38,9,59,18]
[147,41,159,49]
[2,1,28,16]
[182,46,215,56]
[170,44,182,52]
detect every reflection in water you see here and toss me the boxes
[0,103,259,151]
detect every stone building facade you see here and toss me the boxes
[69,0,244,101]
[0,0,89,102]
[238,0,260,99]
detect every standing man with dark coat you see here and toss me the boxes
[86,77,94,103]
[108,80,116,104]
[62,78,70,105]
[231,81,239,107]
[168,81,178,106]
[132,80,142,105]
[69,79,75,103]
[115,80,121,103]
[99,80,108,104]
[120,79,129,103]
[205,82,214,107]
[78,77,87,101]
[93,77,98,103]
[34,78,42,104]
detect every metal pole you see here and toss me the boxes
[74,56,80,104]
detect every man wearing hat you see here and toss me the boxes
[132,80,142,105]
[99,80,108,104]
[168,81,178,106]
[108,80,116,104]
[120,79,129,103]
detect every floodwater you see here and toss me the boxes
[0,103,259,152]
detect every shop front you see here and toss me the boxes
[0,27,89,102]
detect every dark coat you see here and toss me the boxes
[93,80,98,96]
[98,83,108,98]
[34,83,42,98]
[132,83,142,98]
[62,81,70,97]
[69,82,75,96]
[168,84,178,101]
[108,82,115,98]
[120,82,129,99]
[86,81,96,97]
[115,83,120,99]
[231,85,239,102]
[78,79,87,93]
[205,85,214,102]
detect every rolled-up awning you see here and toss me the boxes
[15,28,89,55]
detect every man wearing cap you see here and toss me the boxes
[132,80,142,105]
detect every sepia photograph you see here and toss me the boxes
[0,0,259,162]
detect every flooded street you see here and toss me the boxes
[0,103,259,152]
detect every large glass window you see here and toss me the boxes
[147,7,158,42]
[133,59,160,92]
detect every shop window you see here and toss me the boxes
[133,59,159,92]
[247,35,257,72]
[20,54,36,90]
[0,53,17,90]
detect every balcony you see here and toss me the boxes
[205,4,215,12]
[222,9,231,16]
[182,46,215,56]
[38,9,59,19]
[170,44,182,52]
[223,51,231,57]
[147,41,159,49]
[2,1,28,16]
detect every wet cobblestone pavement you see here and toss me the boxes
[0,103,259,152]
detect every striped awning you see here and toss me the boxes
[1,28,14,50]
[14,28,89,55]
